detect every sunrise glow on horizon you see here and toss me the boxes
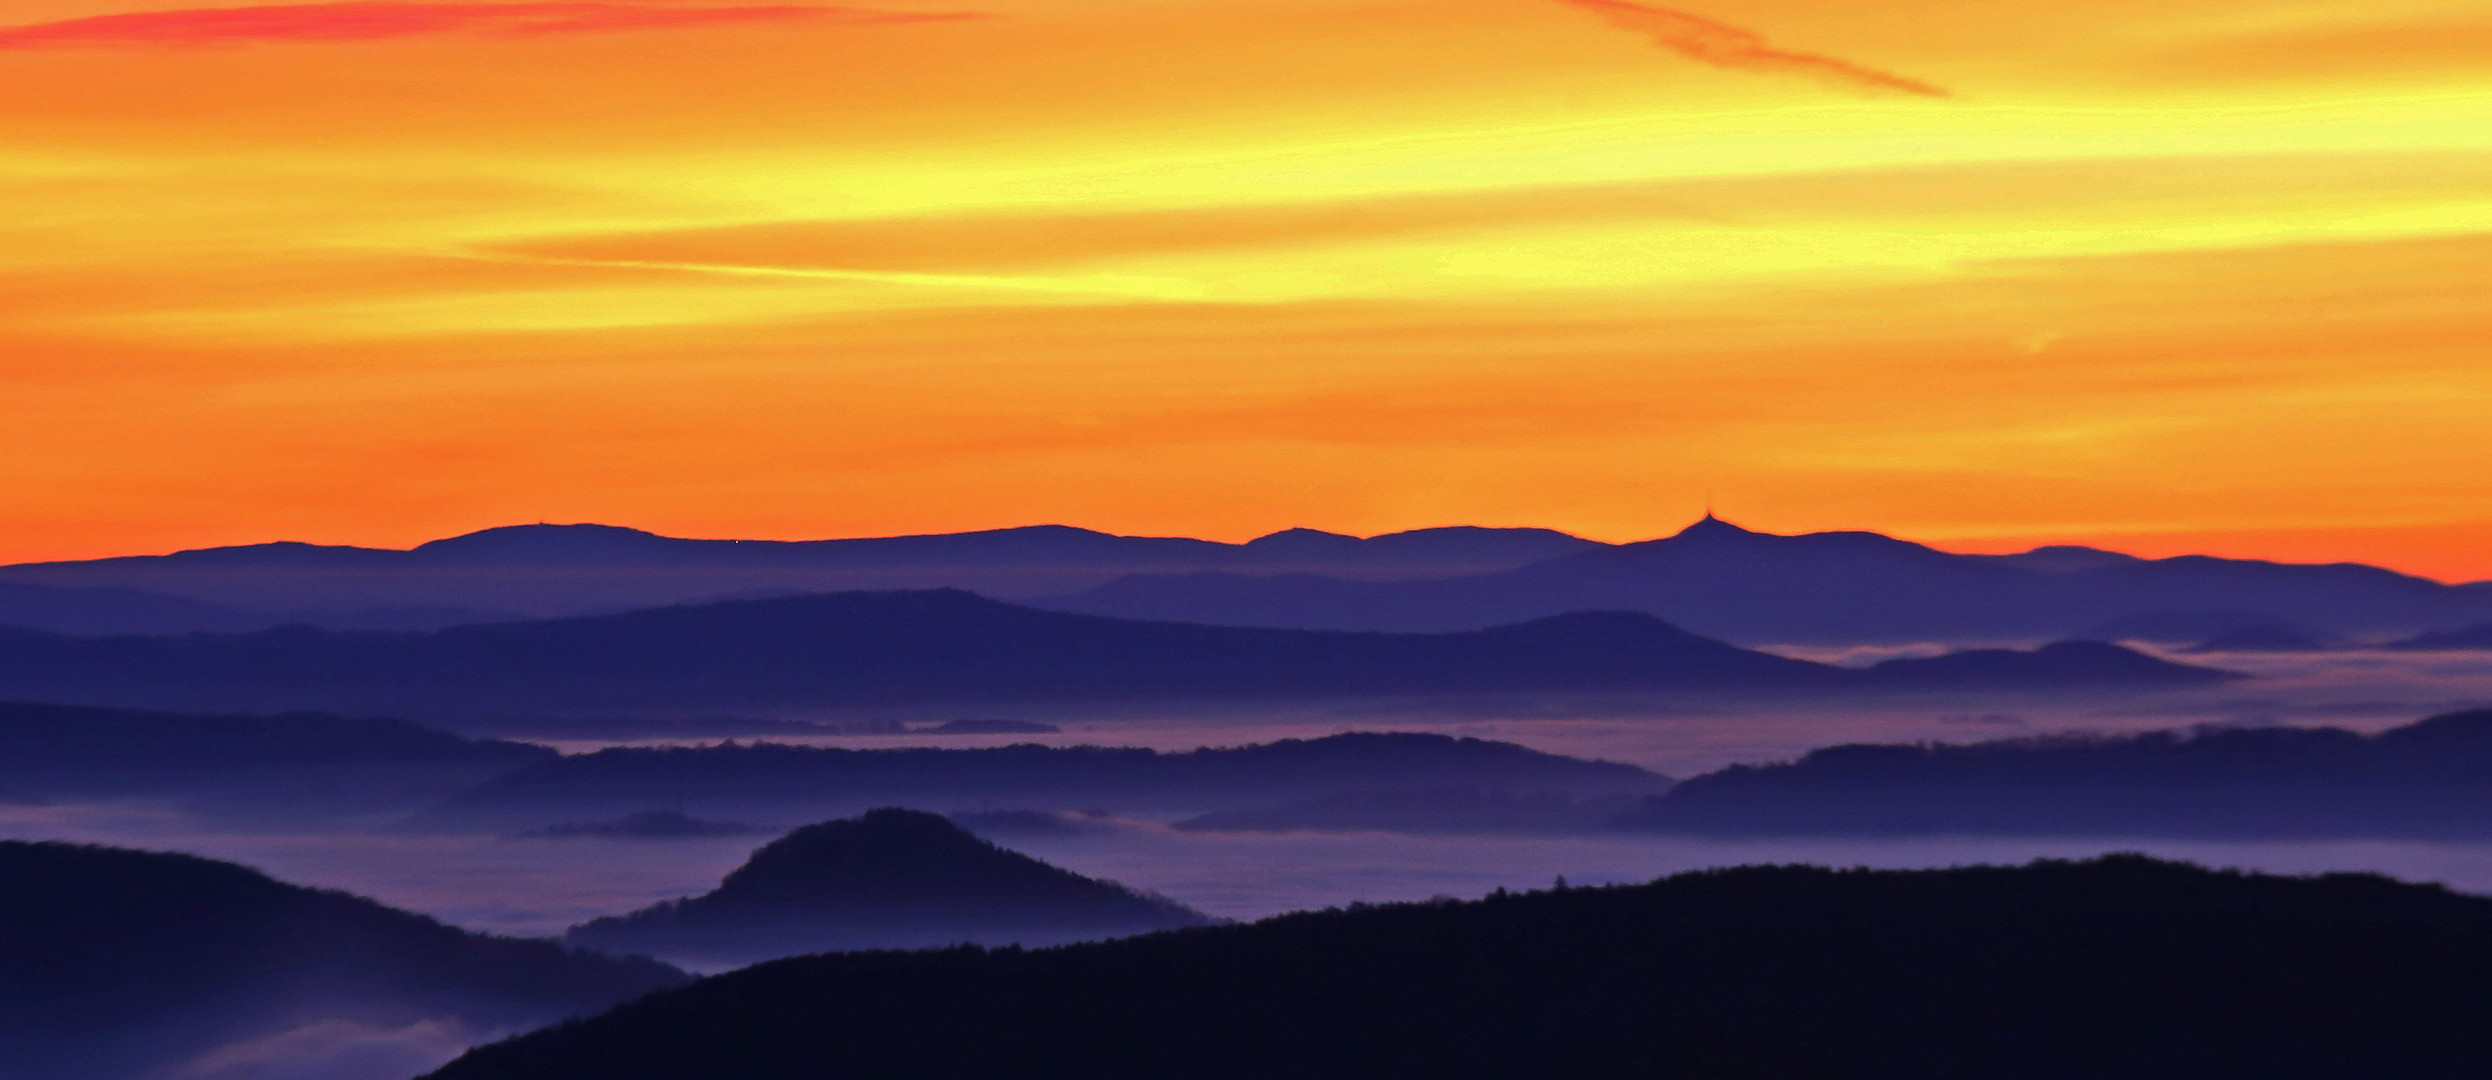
[5,0,2489,577]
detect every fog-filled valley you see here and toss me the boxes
[9,521,2492,1077]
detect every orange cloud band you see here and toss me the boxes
[0,2,977,49]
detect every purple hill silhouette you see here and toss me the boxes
[565,808,1216,966]
[2387,622,2492,650]
[1040,515,2492,644]
[0,590,2228,723]
[0,524,1596,626]
[1618,708,2492,838]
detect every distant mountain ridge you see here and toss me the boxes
[0,523,1598,628]
[1040,515,2492,643]
[567,808,1217,966]
[7,518,2488,645]
[0,841,683,1080]
[0,590,2229,724]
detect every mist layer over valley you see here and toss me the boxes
[8,521,2492,1075]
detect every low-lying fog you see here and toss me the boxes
[6,649,2491,940]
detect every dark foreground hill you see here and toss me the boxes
[408,731,1674,833]
[0,590,2228,721]
[0,841,684,1080]
[1620,708,2492,838]
[428,855,2492,1080]
[568,809,1216,967]
[1041,514,2492,643]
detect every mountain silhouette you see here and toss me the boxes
[0,590,2228,722]
[0,523,1596,622]
[1040,515,2492,644]
[408,731,1674,833]
[2387,621,2492,650]
[0,580,273,636]
[1617,708,2492,838]
[566,808,1216,967]
[2182,620,2335,653]
[1173,786,1638,834]
[426,855,2492,1080]
[1854,639,2236,688]
[0,841,683,1080]
[0,700,553,824]
[15,517,2484,644]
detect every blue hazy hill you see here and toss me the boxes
[407,731,1676,833]
[1618,708,2492,838]
[0,590,2227,722]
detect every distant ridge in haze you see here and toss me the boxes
[8,518,2486,645]
[408,731,1676,833]
[1041,515,2492,643]
[0,523,1598,624]
[566,808,1217,966]
[2388,622,2492,650]
[0,591,2229,723]
[1619,708,2492,838]
[0,700,552,824]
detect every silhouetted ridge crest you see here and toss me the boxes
[427,855,2492,1080]
[1042,517,2492,641]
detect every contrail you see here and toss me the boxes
[1554,0,1947,97]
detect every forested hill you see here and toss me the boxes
[567,808,1216,965]
[0,841,684,1080]
[428,855,2492,1080]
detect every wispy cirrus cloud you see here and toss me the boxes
[1553,0,1946,97]
[0,2,980,50]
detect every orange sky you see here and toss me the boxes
[3,0,2489,578]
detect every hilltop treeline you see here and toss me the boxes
[430,855,2492,1080]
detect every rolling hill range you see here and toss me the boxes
[1619,708,2492,839]
[1039,516,2492,644]
[0,700,553,825]
[405,731,1676,833]
[567,808,1218,967]
[0,523,1596,629]
[6,518,2488,647]
[0,590,2228,722]
[425,856,2492,1080]
[0,841,683,1080]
